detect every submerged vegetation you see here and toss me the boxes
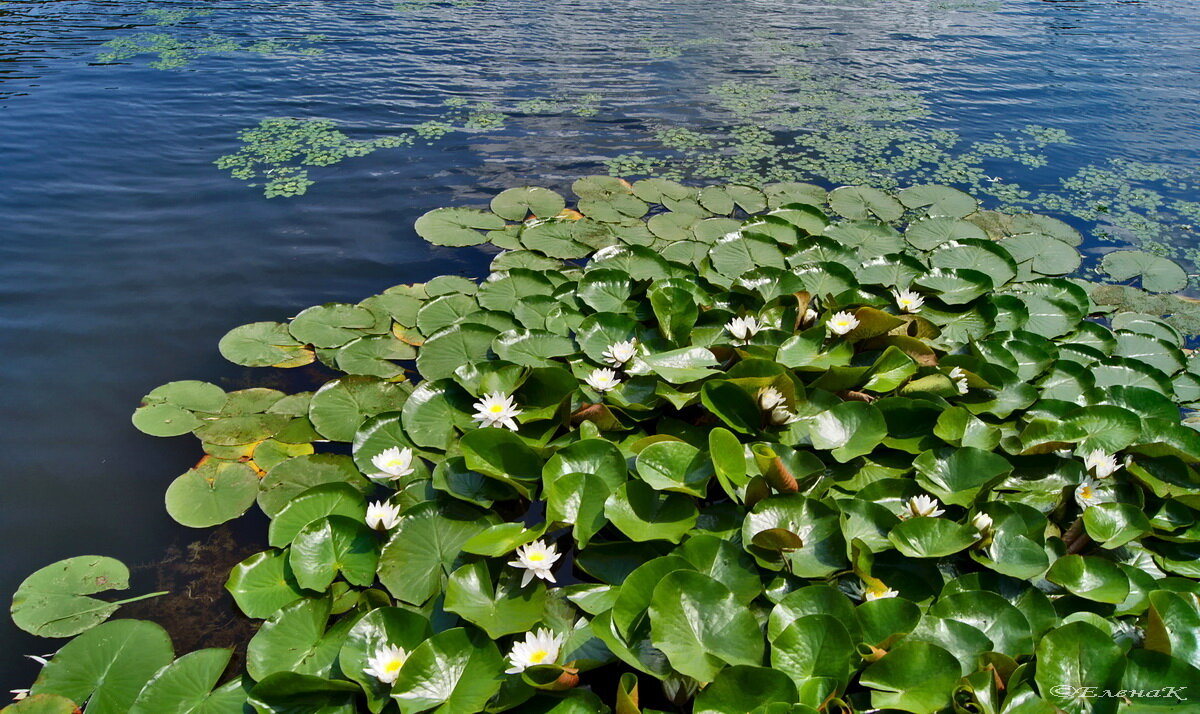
[10,179,1200,713]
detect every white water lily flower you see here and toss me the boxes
[24,654,52,666]
[769,407,800,426]
[9,690,29,702]
[508,539,561,587]
[363,644,409,684]
[726,315,763,344]
[506,628,565,674]
[602,339,637,366]
[472,392,522,431]
[371,446,415,481]
[758,386,787,411]
[1075,478,1103,509]
[1084,449,1119,479]
[811,411,850,449]
[971,512,994,534]
[365,501,402,531]
[865,587,900,602]
[949,366,969,395]
[802,307,819,327]
[905,495,946,519]
[827,311,859,336]
[585,368,622,393]
[893,288,925,313]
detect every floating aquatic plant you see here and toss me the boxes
[143,7,213,26]
[217,95,602,197]
[637,36,722,60]
[96,32,325,69]
[11,179,1200,713]
[607,43,1200,266]
[95,7,325,69]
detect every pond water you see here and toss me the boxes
[2,0,1199,687]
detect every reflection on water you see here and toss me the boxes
[2,0,1199,686]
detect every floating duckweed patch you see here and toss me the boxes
[96,32,325,69]
[217,96,604,197]
[96,8,325,69]
[11,179,1200,713]
[143,7,213,26]
[515,93,601,118]
[214,118,391,198]
[638,36,722,60]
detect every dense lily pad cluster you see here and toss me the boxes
[11,179,1200,714]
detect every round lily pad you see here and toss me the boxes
[828,186,904,222]
[490,186,566,221]
[415,207,506,246]
[219,322,313,368]
[165,459,259,528]
[1100,250,1188,293]
[12,556,135,638]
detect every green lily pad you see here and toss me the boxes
[289,515,380,591]
[898,184,978,218]
[859,640,960,714]
[445,561,547,638]
[128,648,247,714]
[648,570,763,682]
[1046,554,1130,604]
[809,401,887,462]
[246,673,358,714]
[828,186,904,222]
[258,454,370,518]
[1035,622,1124,714]
[415,207,506,246]
[491,186,566,221]
[635,440,714,497]
[246,597,348,681]
[308,376,411,442]
[693,665,801,713]
[289,303,377,348]
[165,459,259,528]
[224,549,304,619]
[605,480,698,543]
[888,518,979,558]
[378,501,496,605]
[390,628,506,714]
[30,620,174,714]
[1101,250,1188,293]
[219,322,313,368]
[11,556,148,638]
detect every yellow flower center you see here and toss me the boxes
[384,658,405,673]
[385,458,405,469]
[1080,485,1093,498]
[490,404,505,413]
[527,552,545,562]
[529,649,549,664]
